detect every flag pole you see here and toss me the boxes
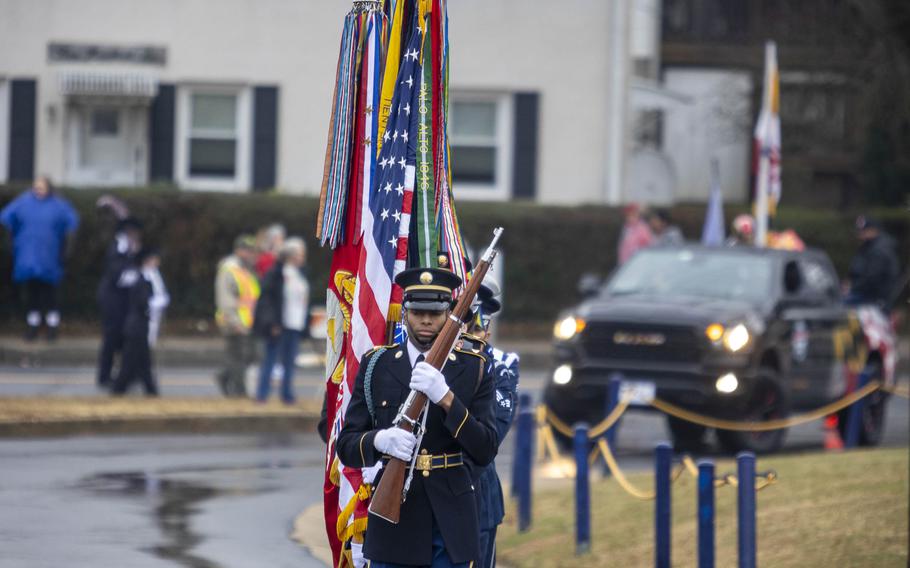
[755,149,770,248]
[754,41,775,248]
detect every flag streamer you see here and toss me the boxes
[318,2,471,565]
[317,13,360,248]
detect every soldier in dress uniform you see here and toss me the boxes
[460,277,519,568]
[336,267,498,568]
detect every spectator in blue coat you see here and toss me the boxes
[461,276,519,568]
[0,177,79,341]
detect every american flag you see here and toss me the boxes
[350,24,422,360]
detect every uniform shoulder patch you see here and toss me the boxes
[454,347,487,362]
[368,343,398,352]
[459,332,488,347]
[364,344,398,360]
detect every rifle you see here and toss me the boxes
[368,227,504,524]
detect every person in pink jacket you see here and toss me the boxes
[617,203,653,265]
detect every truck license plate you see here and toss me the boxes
[620,381,656,405]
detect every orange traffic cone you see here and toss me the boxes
[824,415,844,451]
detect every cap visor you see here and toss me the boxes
[404,300,451,311]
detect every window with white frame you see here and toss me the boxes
[449,93,512,199]
[176,86,251,191]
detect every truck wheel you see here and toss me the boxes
[716,373,789,454]
[666,416,707,453]
[837,362,888,447]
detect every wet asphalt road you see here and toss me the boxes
[0,365,907,567]
[0,433,327,568]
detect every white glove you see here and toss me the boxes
[351,542,366,568]
[410,361,451,404]
[374,427,417,461]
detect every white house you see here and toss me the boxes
[0,0,745,205]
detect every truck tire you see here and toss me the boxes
[666,415,707,453]
[837,361,888,447]
[716,371,789,454]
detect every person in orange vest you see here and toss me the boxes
[214,234,261,397]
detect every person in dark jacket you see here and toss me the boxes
[0,177,79,341]
[845,216,900,308]
[96,217,143,388]
[647,208,685,247]
[460,277,519,568]
[252,237,310,404]
[110,247,161,396]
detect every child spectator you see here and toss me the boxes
[110,247,166,396]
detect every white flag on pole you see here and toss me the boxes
[753,41,781,247]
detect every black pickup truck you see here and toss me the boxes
[543,245,896,453]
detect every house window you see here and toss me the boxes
[91,108,119,136]
[779,79,847,153]
[189,94,237,177]
[449,94,512,200]
[633,109,664,150]
[176,86,251,191]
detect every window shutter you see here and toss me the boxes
[149,84,175,182]
[9,79,37,182]
[252,85,279,192]
[512,92,539,200]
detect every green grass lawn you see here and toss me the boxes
[498,448,908,567]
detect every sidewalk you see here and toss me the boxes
[0,334,554,369]
[0,335,227,367]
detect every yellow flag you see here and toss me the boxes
[376,0,405,155]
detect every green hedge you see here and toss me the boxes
[1,185,907,327]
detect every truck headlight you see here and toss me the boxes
[553,364,573,385]
[723,324,750,352]
[554,316,586,340]
[715,373,739,393]
[705,323,725,342]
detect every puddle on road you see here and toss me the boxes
[80,471,243,568]
[75,450,312,567]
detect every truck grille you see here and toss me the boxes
[580,322,701,364]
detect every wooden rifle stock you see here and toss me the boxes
[368,228,503,524]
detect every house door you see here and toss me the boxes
[66,103,148,186]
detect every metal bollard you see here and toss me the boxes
[697,460,715,568]
[737,452,756,568]
[654,443,672,568]
[574,423,591,555]
[511,393,533,497]
[515,393,535,532]
[844,369,870,448]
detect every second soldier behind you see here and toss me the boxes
[337,267,498,568]
[460,276,520,568]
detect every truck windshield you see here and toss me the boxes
[607,249,775,304]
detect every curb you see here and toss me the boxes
[0,412,319,438]
[0,339,228,368]
[292,503,333,568]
